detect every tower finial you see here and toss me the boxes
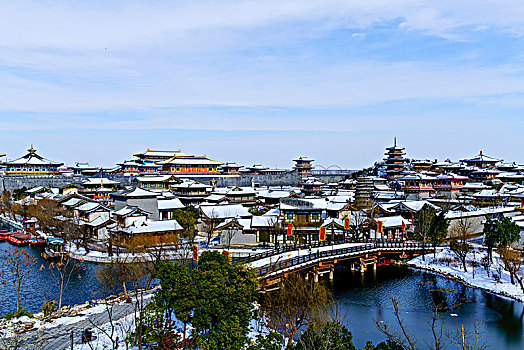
[394,137,397,147]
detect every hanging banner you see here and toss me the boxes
[192,244,199,261]
[319,226,326,241]
[344,217,350,230]
[377,221,384,234]
[287,223,294,236]
[401,221,406,232]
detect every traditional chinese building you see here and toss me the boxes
[460,151,501,168]
[71,162,99,177]
[383,138,408,179]
[156,155,223,174]
[433,173,468,197]
[3,146,63,175]
[135,175,182,190]
[397,173,437,200]
[299,177,324,196]
[293,156,314,176]
[220,162,242,174]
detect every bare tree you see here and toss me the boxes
[0,247,38,313]
[446,323,487,350]
[41,254,85,310]
[498,247,524,292]
[414,204,437,261]
[449,216,473,272]
[349,210,369,240]
[374,298,418,350]
[260,273,332,347]
[201,209,219,249]
[375,298,486,350]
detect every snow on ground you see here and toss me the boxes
[67,244,272,263]
[0,291,154,339]
[409,247,524,303]
[250,242,366,268]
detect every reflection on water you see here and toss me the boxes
[0,244,107,315]
[332,265,524,349]
[1,243,523,349]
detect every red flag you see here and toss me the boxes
[401,221,406,231]
[192,245,198,261]
[222,250,231,262]
[377,221,384,234]
[344,217,350,230]
[319,227,326,241]
[287,223,294,236]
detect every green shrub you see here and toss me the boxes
[42,300,57,317]
[2,309,33,320]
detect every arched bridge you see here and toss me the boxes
[236,240,429,284]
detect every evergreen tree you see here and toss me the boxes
[191,251,258,350]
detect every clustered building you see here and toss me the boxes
[2,141,524,251]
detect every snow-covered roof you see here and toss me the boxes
[85,216,113,227]
[157,157,223,165]
[293,156,314,162]
[257,190,294,199]
[117,219,183,234]
[174,181,211,189]
[375,216,411,228]
[201,204,251,219]
[157,198,185,210]
[113,205,151,217]
[76,202,108,212]
[82,177,120,186]
[136,175,179,182]
[134,149,191,158]
[112,187,159,198]
[460,152,501,163]
[4,146,63,166]
[25,186,47,194]
[392,200,438,213]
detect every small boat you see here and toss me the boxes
[7,232,31,246]
[29,237,47,246]
[42,237,65,259]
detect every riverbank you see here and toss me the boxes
[66,242,271,263]
[0,288,155,349]
[408,246,524,303]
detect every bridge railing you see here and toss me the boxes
[237,238,421,265]
[235,238,367,265]
[255,241,427,277]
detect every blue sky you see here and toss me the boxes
[1,0,524,168]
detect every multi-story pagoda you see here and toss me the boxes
[383,138,408,179]
[293,156,314,176]
[3,146,63,175]
[354,176,374,209]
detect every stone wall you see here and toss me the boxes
[0,175,133,192]
[0,170,354,192]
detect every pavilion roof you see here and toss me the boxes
[460,152,501,163]
[4,146,63,167]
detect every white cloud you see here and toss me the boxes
[351,32,366,39]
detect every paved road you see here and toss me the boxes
[12,291,154,350]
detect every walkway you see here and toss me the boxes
[247,240,427,279]
[13,291,154,350]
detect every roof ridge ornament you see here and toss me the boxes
[28,144,36,154]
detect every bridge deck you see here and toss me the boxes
[246,241,428,279]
